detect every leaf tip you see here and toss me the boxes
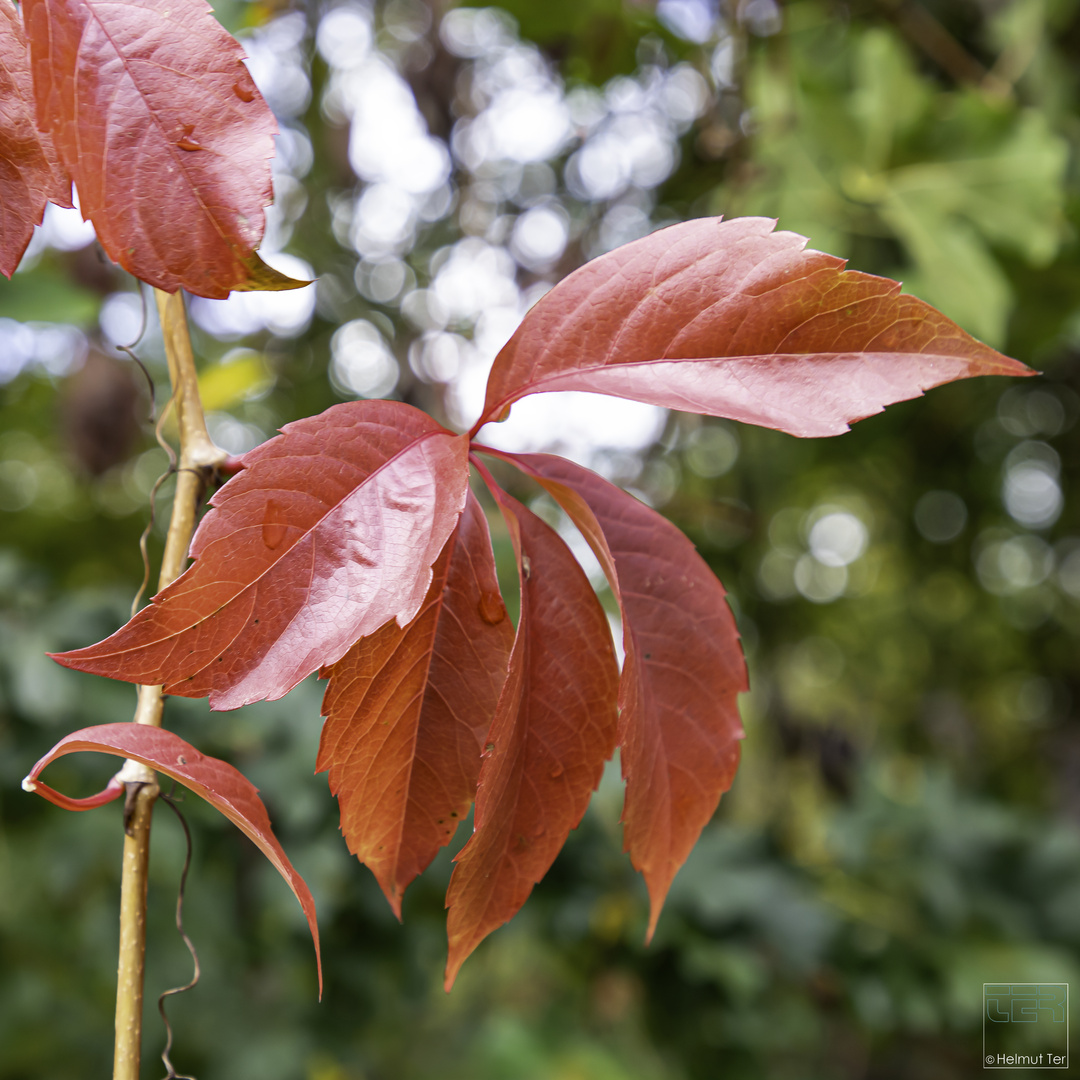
[44,648,94,674]
[443,953,465,993]
[443,923,479,992]
[642,882,670,946]
[381,884,404,923]
[22,770,126,811]
[234,252,313,293]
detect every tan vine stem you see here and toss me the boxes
[113,289,228,1080]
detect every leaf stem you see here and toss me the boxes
[155,288,230,581]
[113,781,157,1080]
[113,289,227,1080]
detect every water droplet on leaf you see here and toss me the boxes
[478,590,505,625]
[176,123,202,152]
[262,499,289,549]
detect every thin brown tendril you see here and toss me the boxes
[114,285,156,420]
[126,288,178,619]
[156,790,200,1080]
[155,393,179,470]
[130,458,221,618]
[130,392,178,618]
[131,465,173,619]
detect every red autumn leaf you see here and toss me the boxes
[318,491,513,918]
[22,722,321,994]
[50,402,471,710]
[492,450,746,938]
[20,0,297,297]
[444,473,619,989]
[475,216,1033,437]
[0,0,71,277]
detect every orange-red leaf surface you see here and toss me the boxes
[23,722,321,994]
[318,492,513,917]
[0,0,70,276]
[476,217,1033,437]
[51,402,471,710]
[496,450,746,938]
[444,476,619,989]
[21,0,284,296]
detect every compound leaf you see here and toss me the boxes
[21,0,294,296]
[498,450,746,938]
[0,0,70,276]
[23,722,321,994]
[51,402,470,710]
[477,216,1032,437]
[318,492,513,917]
[444,479,619,988]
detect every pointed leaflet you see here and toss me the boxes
[444,475,619,989]
[492,450,746,939]
[0,0,70,277]
[23,722,321,994]
[20,0,297,297]
[476,217,1033,437]
[51,402,471,710]
[318,492,513,918]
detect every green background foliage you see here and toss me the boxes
[2,0,1079,1077]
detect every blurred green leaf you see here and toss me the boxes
[0,266,99,325]
[880,195,1012,344]
[723,4,1069,344]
